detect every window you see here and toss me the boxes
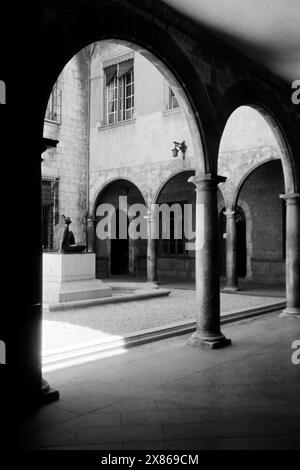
[158,202,186,256]
[45,84,61,123]
[165,85,179,111]
[42,177,59,251]
[104,59,134,125]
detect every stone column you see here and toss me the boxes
[188,174,231,349]
[223,210,239,292]
[128,214,136,275]
[280,193,300,317]
[147,207,157,282]
[86,215,95,253]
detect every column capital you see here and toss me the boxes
[146,206,154,220]
[188,173,226,188]
[224,210,235,218]
[279,193,300,204]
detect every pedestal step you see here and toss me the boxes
[58,279,112,303]
[43,253,112,305]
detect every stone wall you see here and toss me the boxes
[89,41,200,204]
[43,50,89,244]
[239,160,285,284]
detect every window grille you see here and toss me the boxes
[42,177,59,251]
[45,84,61,123]
[158,202,186,256]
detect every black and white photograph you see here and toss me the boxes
[1,0,300,455]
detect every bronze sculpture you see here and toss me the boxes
[54,215,86,253]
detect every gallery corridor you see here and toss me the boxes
[18,312,300,450]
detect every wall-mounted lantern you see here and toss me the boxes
[171,140,187,160]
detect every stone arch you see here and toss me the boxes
[152,169,196,205]
[91,176,147,219]
[42,1,218,174]
[235,160,285,285]
[93,178,147,278]
[232,158,282,210]
[216,80,298,195]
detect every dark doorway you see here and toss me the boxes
[219,209,227,276]
[111,209,129,275]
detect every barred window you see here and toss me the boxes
[42,177,59,251]
[166,85,179,111]
[104,59,134,125]
[158,202,186,256]
[45,84,61,123]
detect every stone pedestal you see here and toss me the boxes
[188,174,231,349]
[43,253,112,305]
[280,193,300,318]
[223,210,239,292]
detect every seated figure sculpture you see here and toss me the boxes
[53,215,86,253]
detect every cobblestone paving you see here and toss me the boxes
[43,290,282,352]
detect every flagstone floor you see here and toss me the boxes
[43,289,283,351]
[19,311,300,450]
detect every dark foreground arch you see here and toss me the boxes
[43,0,217,173]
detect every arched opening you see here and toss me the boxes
[218,105,289,289]
[41,35,207,365]
[237,160,285,285]
[93,178,147,279]
[42,38,205,286]
[155,170,195,282]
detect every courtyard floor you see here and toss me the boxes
[21,312,300,450]
[43,289,284,352]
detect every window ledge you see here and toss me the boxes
[162,107,182,117]
[158,254,188,258]
[44,118,61,126]
[98,118,136,131]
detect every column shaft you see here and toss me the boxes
[280,193,300,317]
[147,208,157,282]
[224,211,239,291]
[188,174,231,349]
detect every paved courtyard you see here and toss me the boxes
[21,312,300,450]
[43,289,283,352]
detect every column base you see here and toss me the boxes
[222,286,240,293]
[145,280,159,289]
[280,308,300,319]
[40,378,60,405]
[187,332,232,350]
